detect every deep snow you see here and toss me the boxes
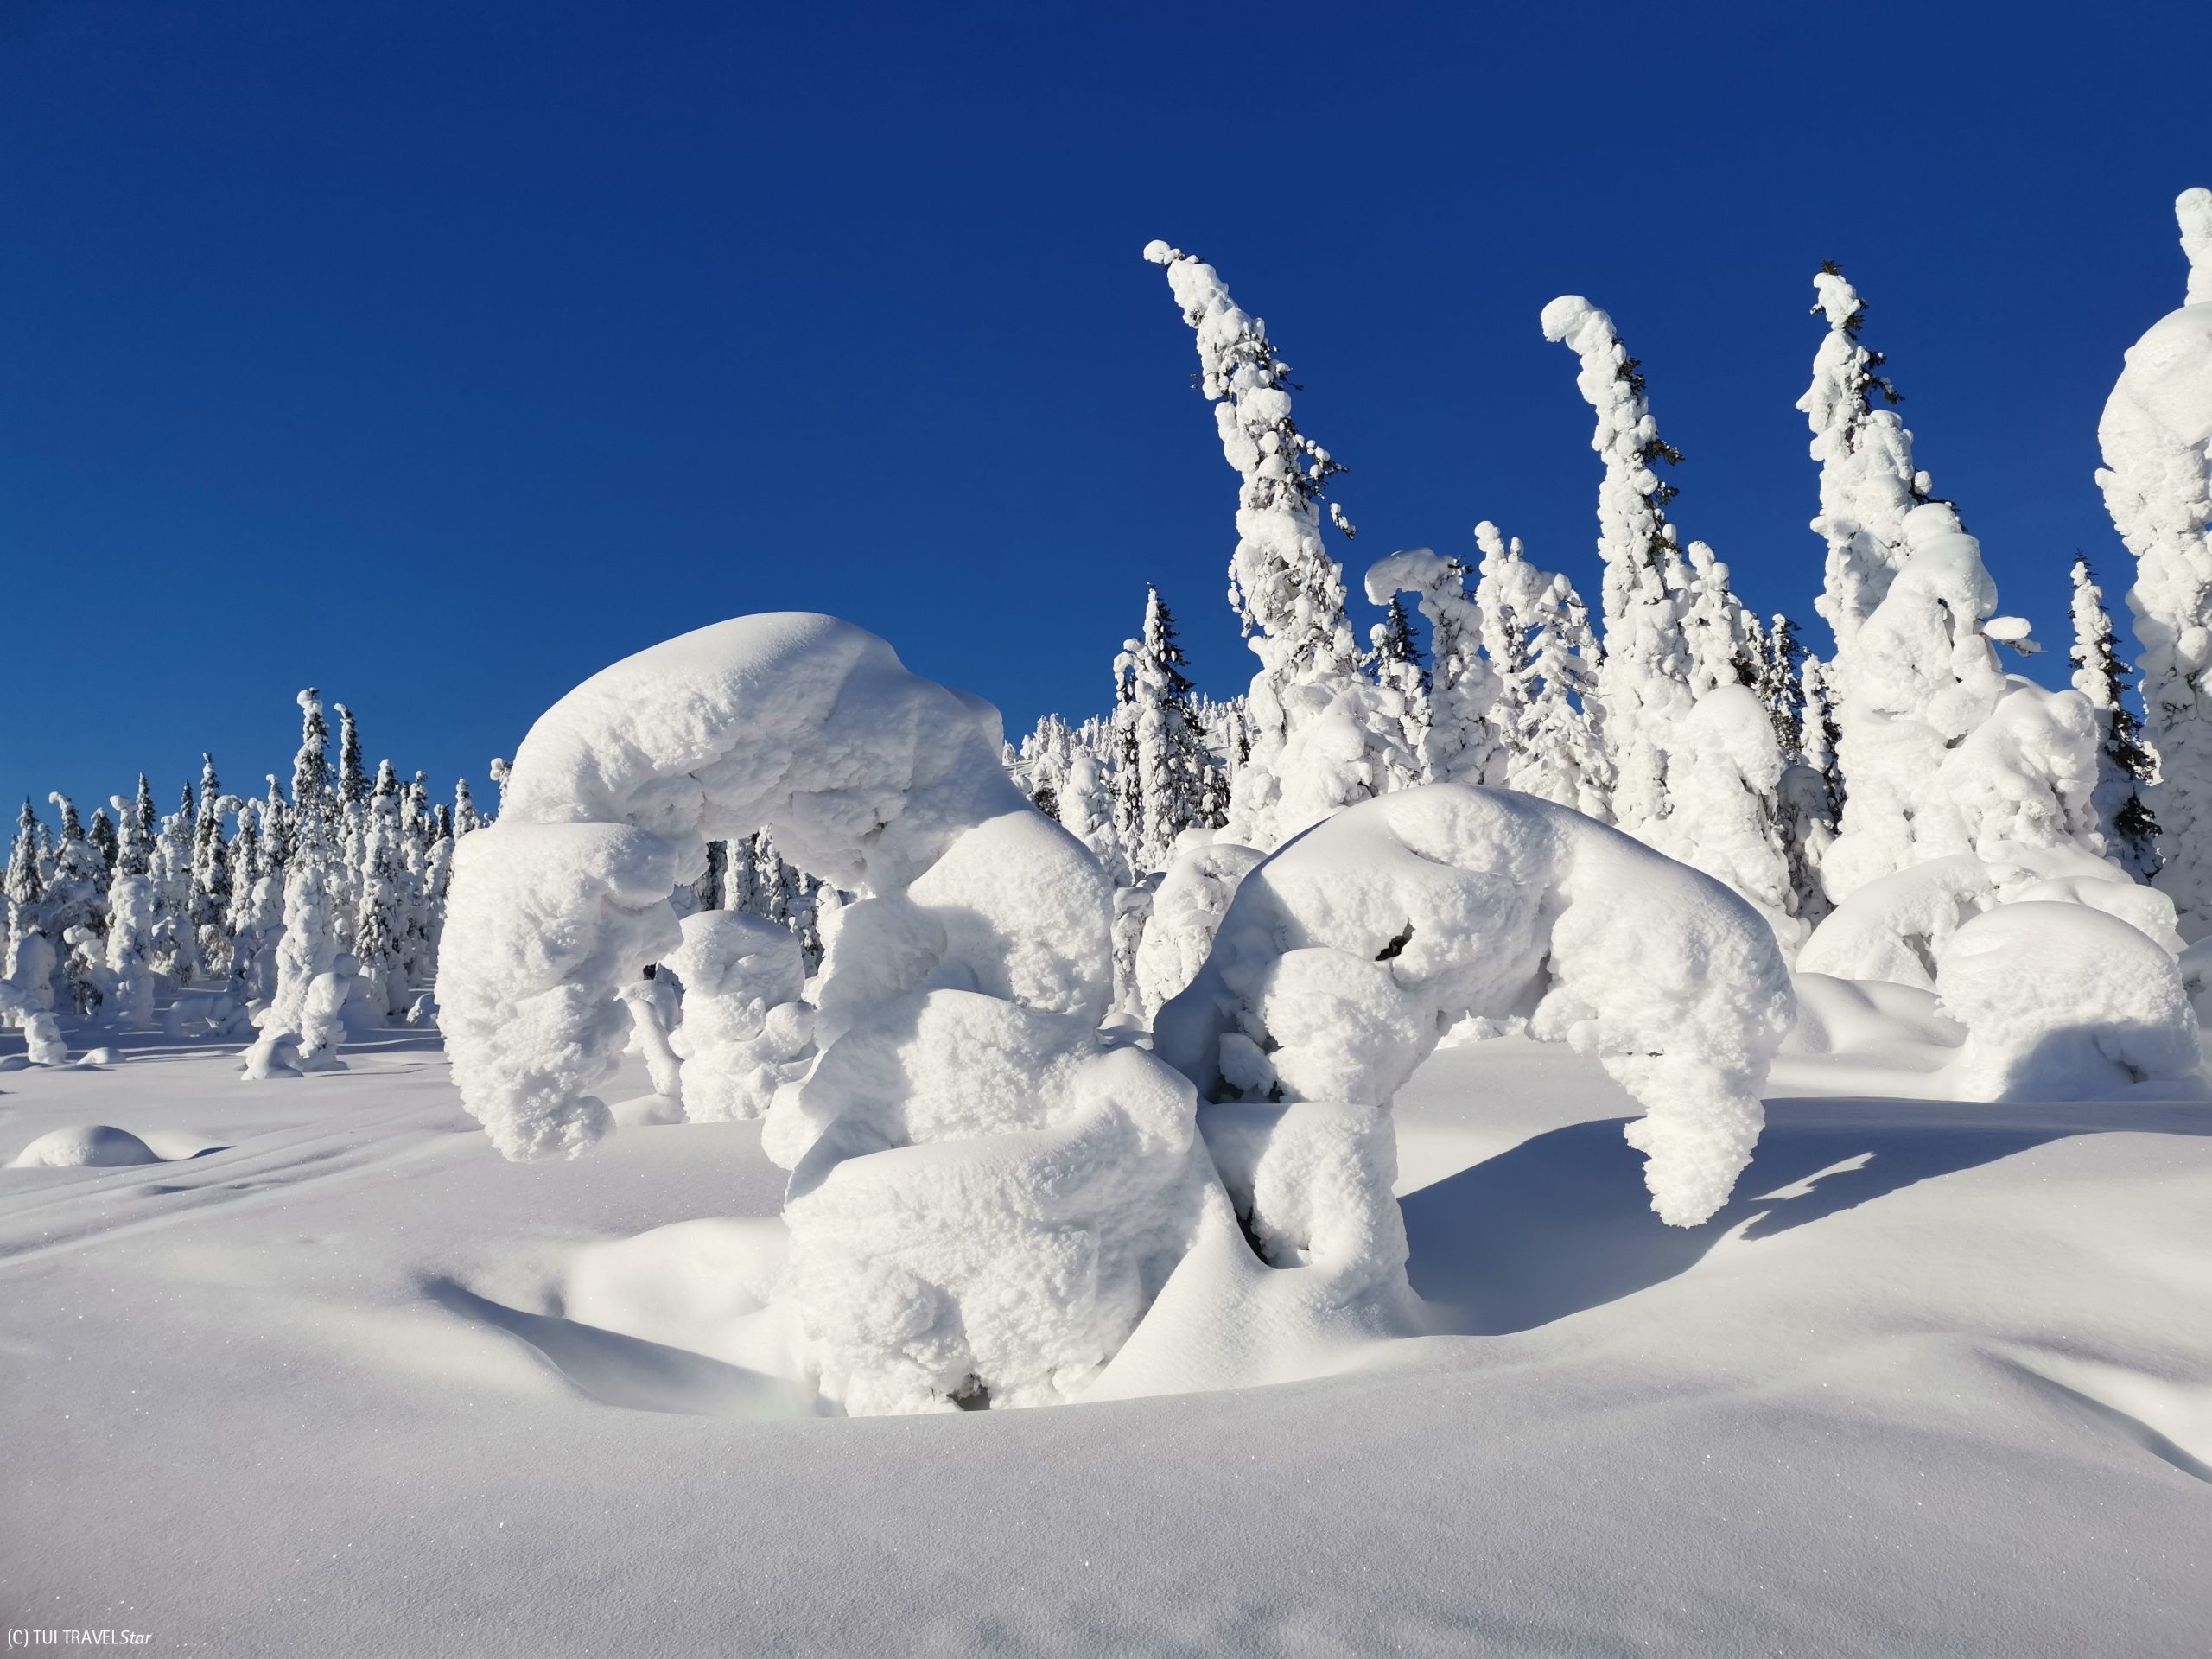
[3,1022,2208,1655]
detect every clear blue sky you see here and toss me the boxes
[3,0,2206,821]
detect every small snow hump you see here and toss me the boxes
[10,1125,162,1169]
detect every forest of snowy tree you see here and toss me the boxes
[3,189,2208,1071]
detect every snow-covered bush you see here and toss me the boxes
[1936,903,2204,1101]
[1156,785,1796,1234]
[1131,839,1265,1021]
[663,910,814,1122]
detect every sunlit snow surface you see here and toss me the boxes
[3,1025,2208,1654]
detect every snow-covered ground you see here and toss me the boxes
[3,1026,2207,1655]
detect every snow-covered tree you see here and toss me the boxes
[45,794,107,1015]
[1013,713,1076,823]
[1821,503,2106,899]
[1365,595,1431,792]
[397,772,436,984]
[1540,296,1695,840]
[1146,239,1414,847]
[2096,187,2212,937]
[149,788,200,986]
[87,805,118,875]
[333,703,368,954]
[454,777,483,838]
[353,760,410,1015]
[1681,542,1757,696]
[1471,523,1550,777]
[268,690,341,1039]
[262,775,293,872]
[1057,741,1125,884]
[4,800,47,997]
[1111,587,1227,876]
[226,798,283,1004]
[1364,544,1499,788]
[2069,556,2160,880]
[419,807,455,978]
[1800,263,1929,673]
[1516,572,1610,817]
[1758,614,1806,760]
[105,789,157,1027]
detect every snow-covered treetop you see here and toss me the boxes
[1539,296,1682,588]
[1797,264,1929,659]
[2180,186,2211,306]
[1144,240,1358,670]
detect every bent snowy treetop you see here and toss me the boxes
[1157,785,1796,1228]
[441,613,1115,1161]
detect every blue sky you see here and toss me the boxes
[3,1,2207,821]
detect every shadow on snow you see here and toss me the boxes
[1402,1095,2212,1337]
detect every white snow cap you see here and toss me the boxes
[1157,785,1795,1230]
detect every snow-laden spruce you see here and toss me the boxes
[1145,240,1414,848]
[1800,265,1928,676]
[1363,546,1500,787]
[1540,295,1694,842]
[1541,297,1800,947]
[437,613,1217,1413]
[1155,785,1796,1233]
[2097,188,2212,939]
[1111,587,1224,877]
[2069,556,2160,879]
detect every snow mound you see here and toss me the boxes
[1157,785,1795,1231]
[10,1124,162,1168]
[1801,842,2183,992]
[1936,903,2206,1102]
[1783,974,1964,1060]
[773,993,1214,1414]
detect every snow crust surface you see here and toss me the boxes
[5,1025,2209,1656]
